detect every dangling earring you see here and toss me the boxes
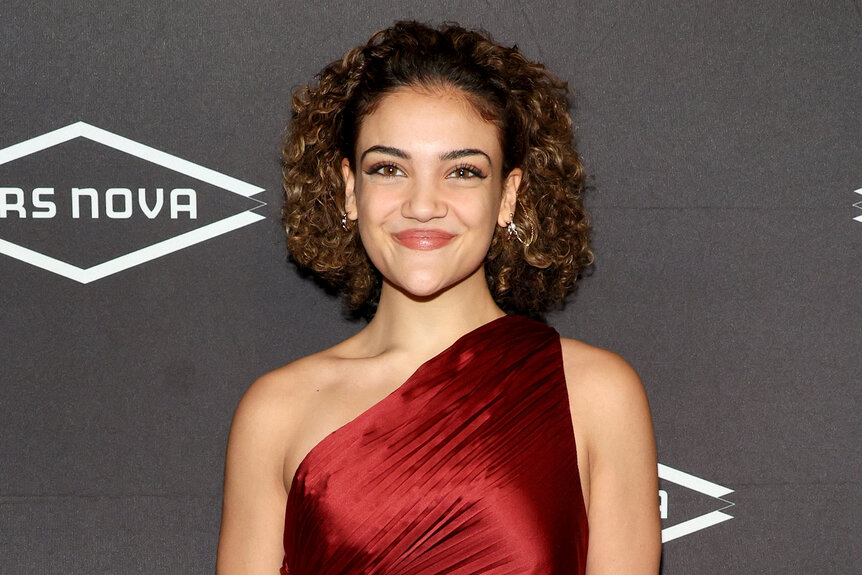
[341,212,350,232]
[506,213,517,241]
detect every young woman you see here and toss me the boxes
[218,21,660,575]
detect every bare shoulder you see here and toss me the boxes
[231,350,341,447]
[239,353,329,410]
[559,337,649,416]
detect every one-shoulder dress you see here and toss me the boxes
[281,315,588,574]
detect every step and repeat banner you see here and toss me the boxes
[1,1,859,573]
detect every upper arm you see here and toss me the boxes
[562,341,661,574]
[217,370,299,574]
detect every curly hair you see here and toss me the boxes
[282,21,592,317]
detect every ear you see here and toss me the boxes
[341,157,358,220]
[497,167,522,227]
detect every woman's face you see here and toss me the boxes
[342,86,520,300]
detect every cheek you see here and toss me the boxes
[452,199,502,242]
[353,190,397,255]
[355,181,403,214]
[475,191,505,225]
[354,193,384,225]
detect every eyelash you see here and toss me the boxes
[449,164,487,180]
[364,162,403,177]
[363,163,487,179]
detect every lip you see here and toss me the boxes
[393,229,455,250]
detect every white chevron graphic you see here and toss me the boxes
[854,188,862,223]
[658,463,735,543]
[0,122,265,282]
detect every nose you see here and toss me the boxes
[401,177,447,222]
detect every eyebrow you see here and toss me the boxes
[360,145,409,162]
[360,146,492,165]
[440,149,492,165]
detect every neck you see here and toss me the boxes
[360,268,506,358]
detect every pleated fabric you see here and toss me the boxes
[281,315,588,574]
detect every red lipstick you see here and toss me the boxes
[393,229,455,250]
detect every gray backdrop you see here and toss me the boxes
[1,1,860,573]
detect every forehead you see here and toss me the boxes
[356,86,503,157]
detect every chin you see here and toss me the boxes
[394,279,449,300]
[390,268,482,301]
[376,257,487,301]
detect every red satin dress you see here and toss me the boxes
[281,315,588,574]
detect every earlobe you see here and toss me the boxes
[341,157,358,219]
[498,168,522,226]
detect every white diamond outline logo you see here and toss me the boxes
[658,463,735,543]
[0,121,266,283]
[853,188,862,223]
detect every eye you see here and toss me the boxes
[447,164,487,180]
[365,163,405,177]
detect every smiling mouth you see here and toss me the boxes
[393,229,455,250]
